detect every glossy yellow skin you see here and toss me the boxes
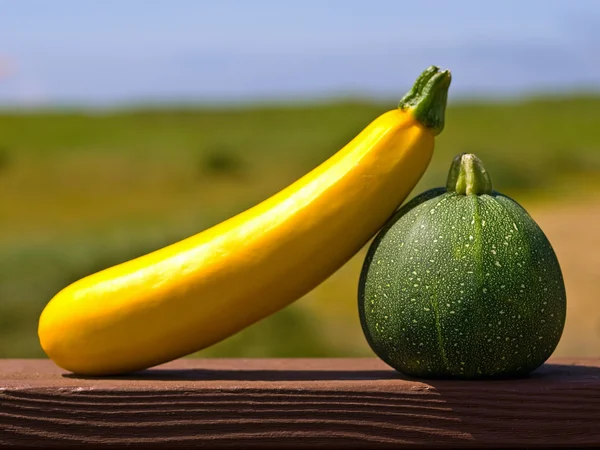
[39,108,435,375]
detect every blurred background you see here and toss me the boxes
[1,0,599,359]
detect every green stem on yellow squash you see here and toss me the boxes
[398,65,452,136]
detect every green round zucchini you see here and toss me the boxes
[358,153,566,379]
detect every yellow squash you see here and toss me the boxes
[39,66,451,375]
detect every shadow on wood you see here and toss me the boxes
[62,362,600,382]
[1,358,599,448]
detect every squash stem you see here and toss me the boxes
[446,153,493,195]
[399,66,452,135]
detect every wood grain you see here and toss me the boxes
[1,358,599,448]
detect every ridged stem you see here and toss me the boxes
[446,153,493,195]
[398,66,452,135]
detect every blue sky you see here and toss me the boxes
[1,0,600,106]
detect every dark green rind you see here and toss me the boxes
[358,190,566,380]
[398,66,452,136]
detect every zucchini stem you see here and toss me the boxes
[446,153,493,195]
[399,66,452,135]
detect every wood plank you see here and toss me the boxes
[1,358,599,448]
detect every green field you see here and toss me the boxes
[2,96,600,358]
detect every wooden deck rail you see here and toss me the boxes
[1,358,599,448]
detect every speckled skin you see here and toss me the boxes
[358,188,566,379]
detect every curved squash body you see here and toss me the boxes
[39,66,451,375]
[359,154,566,379]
